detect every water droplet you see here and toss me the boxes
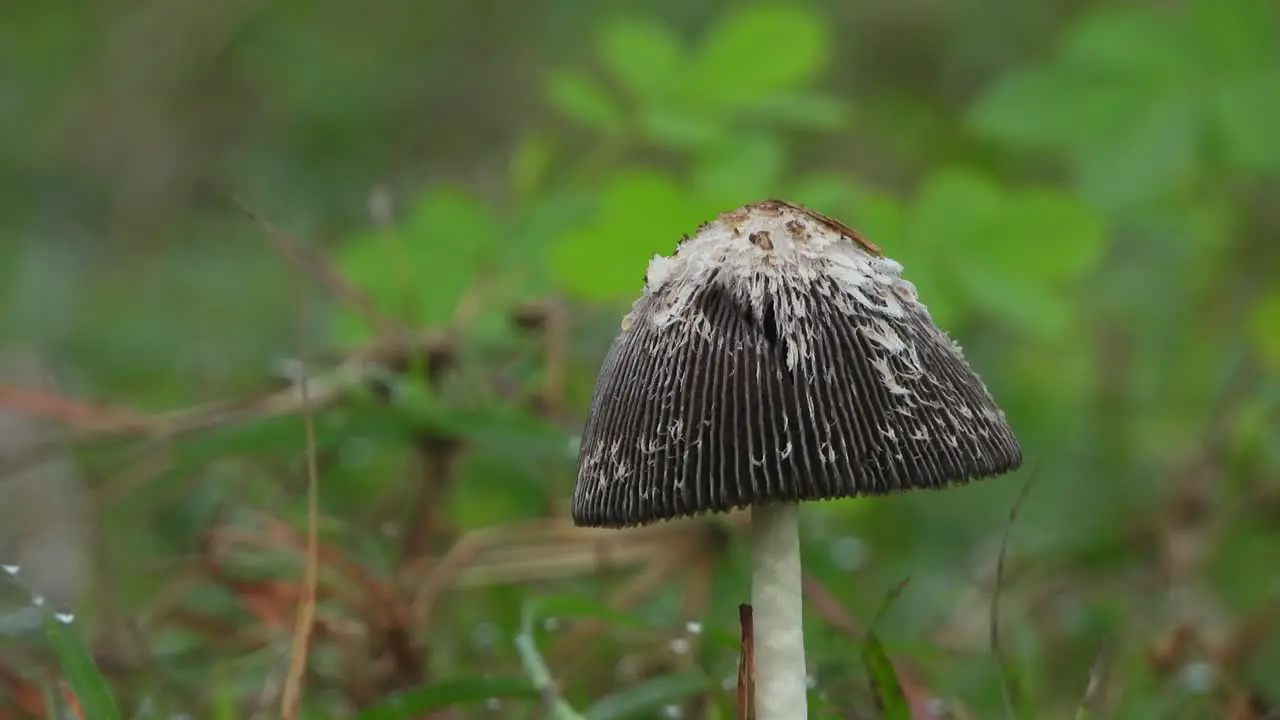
[542,617,560,632]
[55,612,74,624]
[669,637,691,654]
[661,704,682,718]
[1,565,18,576]
[685,620,703,635]
[31,595,45,607]
[829,535,866,571]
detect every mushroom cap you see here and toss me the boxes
[572,199,1022,528]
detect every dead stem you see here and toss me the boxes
[737,604,755,720]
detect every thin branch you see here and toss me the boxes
[267,213,322,720]
[234,196,398,338]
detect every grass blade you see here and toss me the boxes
[861,630,909,720]
[991,466,1039,720]
[517,596,589,720]
[42,612,122,720]
[353,676,540,719]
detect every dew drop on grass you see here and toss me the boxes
[31,594,44,607]
[55,612,75,624]
[661,704,682,718]
[1,565,18,576]
[669,637,690,654]
[685,620,702,635]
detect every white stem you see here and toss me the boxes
[750,503,808,719]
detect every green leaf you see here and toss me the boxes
[978,188,1105,284]
[970,6,1190,158]
[600,18,682,101]
[545,68,625,134]
[862,631,910,720]
[695,5,828,108]
[510,132,556,200]
[739,93,851,130]
[906,169,1104,334]
[1210,68,1280,172]
[967,64,1150,152]
[1060,8,1189,83]
[902,169,1005,329]
[908,168,1002,252]
[499,188,594,302]
[789,173,858,213]
[43,613,123,720]
[848,190,906,252]
[692,134,784,206]
[640,106,723,149]
[334,186,499,342]
[1071,95,1200,209]
[954,262,1074,338]
[452,450,551,529]
[400,187,500,261]
[354,677,540,719]
[584,673,712,720]
[551,170,708,300]
[1190,0,1279,74]
[1250,293,1280,369]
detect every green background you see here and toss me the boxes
[2,0,1279,717]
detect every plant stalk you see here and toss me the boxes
[750,502,808,719]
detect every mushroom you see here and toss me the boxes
[571,199,1022,718]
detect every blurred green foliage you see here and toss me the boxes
[2,0,1280,717]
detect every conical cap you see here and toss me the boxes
[573,200,1022,528]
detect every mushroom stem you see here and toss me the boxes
[750,502,808,718]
